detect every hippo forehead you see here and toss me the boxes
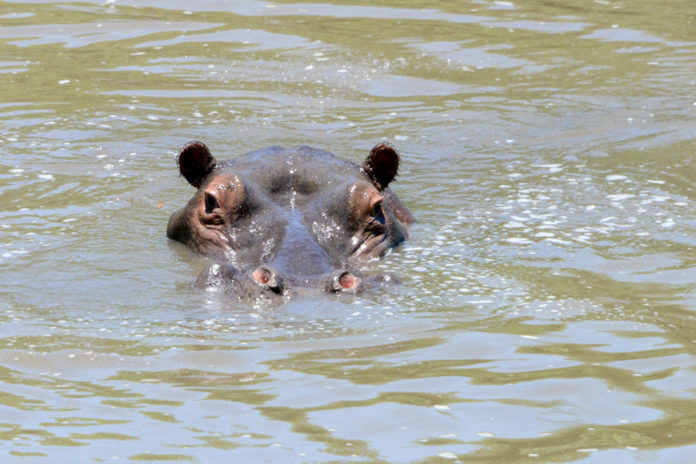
[212,146,363,199]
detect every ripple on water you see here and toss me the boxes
[0,0,695,461]
[0,21,220,48]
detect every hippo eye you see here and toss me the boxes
[371,201,385,225]
[204,192,220,214]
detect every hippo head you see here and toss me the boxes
[167,141,414,303]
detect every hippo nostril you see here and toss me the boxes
[339,272,359,290]
[329,271,360,293]
[252,266,283,294]
[252,267,270,285]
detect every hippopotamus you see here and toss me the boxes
[167,141,414,303]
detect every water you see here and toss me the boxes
[0,0,694,462]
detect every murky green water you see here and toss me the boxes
[1,0,695,462]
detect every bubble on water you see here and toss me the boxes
[606,174,628,181]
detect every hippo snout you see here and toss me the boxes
[197,262,366,303]
[249,266,362,299]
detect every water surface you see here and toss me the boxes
[0,0,695,462]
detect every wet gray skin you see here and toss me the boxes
[167,141,414,303]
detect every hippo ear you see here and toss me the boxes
[362,143,399,191]
[177,141,217,188]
